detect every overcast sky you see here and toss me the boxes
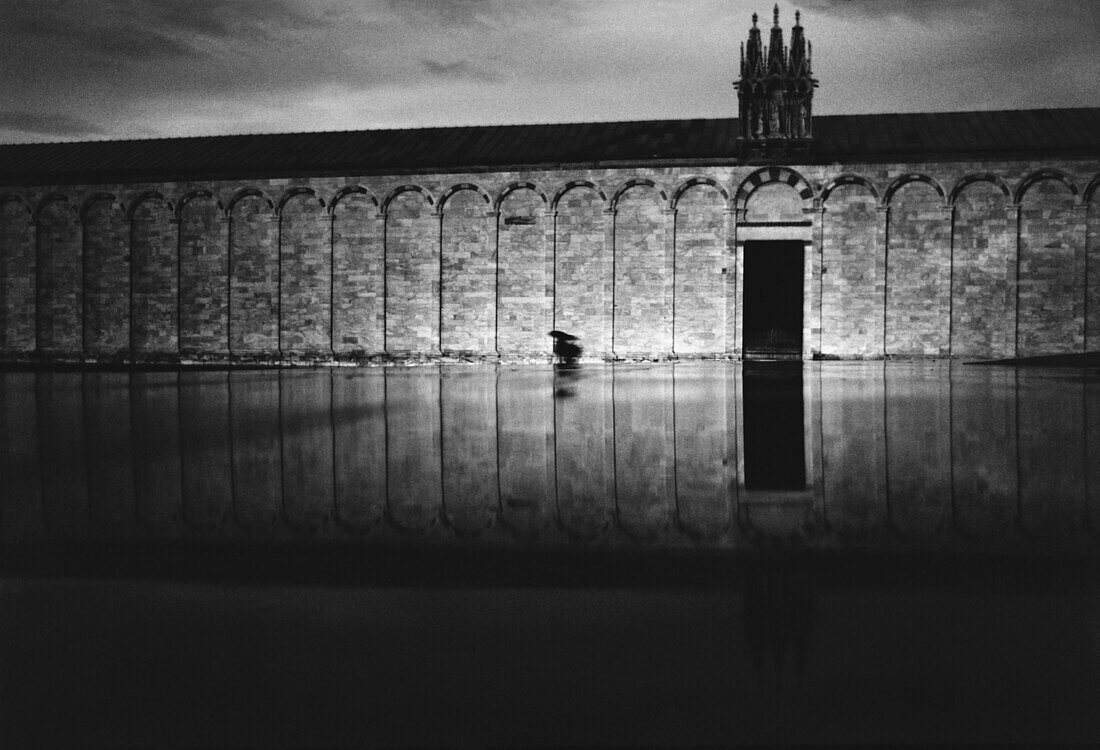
[1,0,1097,144]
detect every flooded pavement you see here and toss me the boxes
[1,362,1099,746]
[1,361,1098,551]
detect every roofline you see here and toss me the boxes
[2,107,1098,188]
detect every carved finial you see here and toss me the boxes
[752,11,758,27]
[773,4,780,26]
[795,10,801,25]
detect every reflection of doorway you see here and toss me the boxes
[743,241,803,359]
[742,362,805,491]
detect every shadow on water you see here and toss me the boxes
[2,361,1100,746]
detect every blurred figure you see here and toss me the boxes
[549,330,582,365]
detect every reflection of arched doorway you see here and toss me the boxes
[743,240,803,359]
[742,361,805,490]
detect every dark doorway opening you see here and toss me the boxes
[743,361,805,491]
[743,241,804,359]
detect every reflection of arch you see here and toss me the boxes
[670,176,730,210]
[276,186,325,216]
[820,173,881,206]
[948,173,1011,205]
[127,190,173,221]
[550,180,607,212]
[329,184,380,214]
[438,182,492,212]
[609,178,668,211]
[1014,168,1080,205]
[734,166,815,210]
[34,193,70,222]
[1085,173,1100,204]
[381,184,436,215]
[0,194,34,220]
[883,173,946,205]
[79,192,124,222]
[226,187,276,216]
[175,189,223,220]
[495,180,549,211]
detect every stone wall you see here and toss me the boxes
[1,158,1098,362]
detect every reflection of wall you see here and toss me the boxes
[1,364,1097,550]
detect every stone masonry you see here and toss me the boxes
[1,158,1099,363]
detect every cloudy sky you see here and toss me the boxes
[1,0,1097,144]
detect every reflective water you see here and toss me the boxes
[2,362,1099,746]
[2,362,1099,550]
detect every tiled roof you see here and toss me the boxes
[0,108,1098,186]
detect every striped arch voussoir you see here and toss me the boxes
[734,166,815,210]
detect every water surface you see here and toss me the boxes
[2,362,1098,746]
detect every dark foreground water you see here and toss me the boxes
[1,362,1099,746]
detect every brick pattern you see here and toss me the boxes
[497,188,551,355]
[885,182,950,356]
[1,159,1097,363]
[554,187,610,356]
[179,197,228,356]
[280,193,330,355]
[745,182,804,222]
[673,184,726,354]
[441,189,495,354]
[951,182,1012,357]
[0,201,34,352]
[1018,179,1082,356]
[821,183,881,357]
[83,199,130,357]
[613,186,670,357]
[332,193,383,355]
[131,197,177,355]
[1089,198,1100,351]
[385,191,438,354]
[35,199,81,354]
[229,196,278,354]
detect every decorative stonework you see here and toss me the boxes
[734,5,817,156]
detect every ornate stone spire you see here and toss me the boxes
[735,10,766,140]
[734,6,817,156]
[786,8,817,139]
[766,4,786,78]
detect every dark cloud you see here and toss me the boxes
[0,111,108,140]
[386,0,493,27]
[0,0,1095,143]
[420,59,498,82]
[798,0,993,21]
